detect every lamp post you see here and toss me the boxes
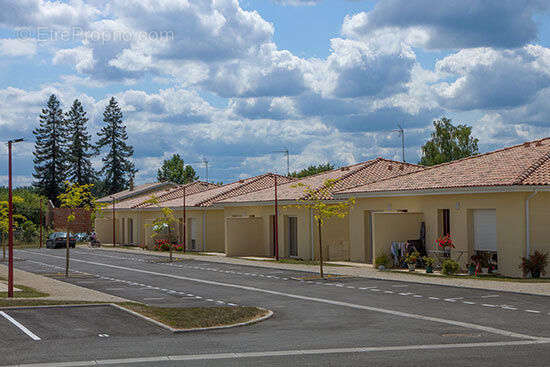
[7,138,24,298]
[39,198,43,248]
[182,185,186,251]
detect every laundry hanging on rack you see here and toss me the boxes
[390,241,408,266]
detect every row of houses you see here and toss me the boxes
[95,138,550,277]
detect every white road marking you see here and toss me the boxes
[0,311,41,341]
[462,301,476,305]
[525,310,541,314]
[444,297,464,302]
[143,297,164,301]
[20,250,543,341]
[8,340,550,366]
[398,292,412,296]
[482,304,497,308]
[481,295,500,298]
[429,297,440,300]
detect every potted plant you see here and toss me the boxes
[467,262,476,275]
[406,251,420,272]
[423,256,435,273]
[520,250,548,278]
[469,254,482,276]
[436,234,454,257]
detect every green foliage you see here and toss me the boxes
[406,251,420,265]
[423,256,435,267]
[0,196,26,235]
[66,99,96,185]
[441,259,460,275]
[419,117,479,166]
[520,250,548,277]
[58,182,104,223]
[32,94,68,205]
[374,253,392,269]
[290,163,334,178]
[157,154,198,184]
[96,97,136,196]
[20,220,37,243]
[0,187,46,226]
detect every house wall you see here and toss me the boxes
[530,191,550,255]
[371,212,424,258]
[225,217,265,257]
[205,209,225,252]
[349,192,528,277]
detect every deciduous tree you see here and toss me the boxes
[157,154,198,184]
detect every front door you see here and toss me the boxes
[288,217,298,257]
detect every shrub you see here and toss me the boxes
[374,253,392,269]
[423,256,435,267]
[20,220,37,243]
[520,250,548,278]
[406,251,420,265]
[441,259,460,275]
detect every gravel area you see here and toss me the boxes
[0,264,128,302]
[99,246,550,297]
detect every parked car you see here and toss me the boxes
[46,232,76,249]
[74,233,89,242]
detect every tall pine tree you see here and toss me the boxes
[32,94,67,205]
[66,99,96,185]
[97,97,136,195]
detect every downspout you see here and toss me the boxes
[310,208,314,260]
[525,190,539,257]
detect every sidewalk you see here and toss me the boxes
[0,264,127,302]
[98,245,550,297]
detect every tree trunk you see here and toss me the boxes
[2,233,5,261]
[318,219,324,278]
[65,229,70,277]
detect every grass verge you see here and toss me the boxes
[120,303,268,329]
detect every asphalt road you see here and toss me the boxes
[2,247,550,366]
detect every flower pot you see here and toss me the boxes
[408,263,416,272]
[468,265,476,276]
[532,270,541,279]
[425,265,433,273]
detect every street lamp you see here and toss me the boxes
[7,138,24,298]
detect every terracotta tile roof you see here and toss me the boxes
[97,182,177,203]
[339,137,550,195]
[137,173,294,208]
[131,181,219,208]
[219,159,423,204]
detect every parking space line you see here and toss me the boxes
[0,311,41,341]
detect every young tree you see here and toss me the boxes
[145,195,177,261]
[58,182,102,276]
[293,179,355,278]
[157,154,198,184]
[33,94,67,205]
[290,163,334,178]
[419,117,479,166]
[0,196,25,260]
[97,97,136,195]
[66,99,96,185]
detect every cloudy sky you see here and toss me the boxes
[1,0,550,186]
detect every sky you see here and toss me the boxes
[1,0,550,186]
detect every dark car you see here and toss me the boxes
[46,232,76,249]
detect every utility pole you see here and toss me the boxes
[39,198,43,248]
[7,138,23,298]
[182,185,186,252]
[393,125,405,162]
[273,174,279,261]
[273,149,290,176]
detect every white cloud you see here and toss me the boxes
[0,39,37,57]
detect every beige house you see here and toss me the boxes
[219,159,423,260]
[95,174,293,252]
[336,138,550,277]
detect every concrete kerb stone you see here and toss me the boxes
[111,304,274,333]
[95,246,550,297]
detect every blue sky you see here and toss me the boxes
[1,0,550,186]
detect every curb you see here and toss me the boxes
[112,304,274,333]
[0,303,114,310]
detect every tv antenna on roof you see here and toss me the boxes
[273,148,290,176]
[393,124,405,163]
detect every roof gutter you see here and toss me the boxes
[525,190,539,257]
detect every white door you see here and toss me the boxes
[473,209,497,251]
